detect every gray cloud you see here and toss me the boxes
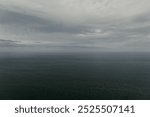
[0,0,150,52]
[0,39,21,47]
[0,8,85,34]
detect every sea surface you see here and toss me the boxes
[0,52,150,100]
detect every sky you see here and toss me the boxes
[0,0,150,52]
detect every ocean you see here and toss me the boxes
[0,52,150,100]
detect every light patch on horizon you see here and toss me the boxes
[0,0,150,51]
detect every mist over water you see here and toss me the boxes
[0,52,150,100]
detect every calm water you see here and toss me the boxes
[0,52,150,100]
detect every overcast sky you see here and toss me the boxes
[0,0,150,52]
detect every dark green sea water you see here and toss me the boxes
[0,52,150,100]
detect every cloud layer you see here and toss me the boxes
[0,0,150,51]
